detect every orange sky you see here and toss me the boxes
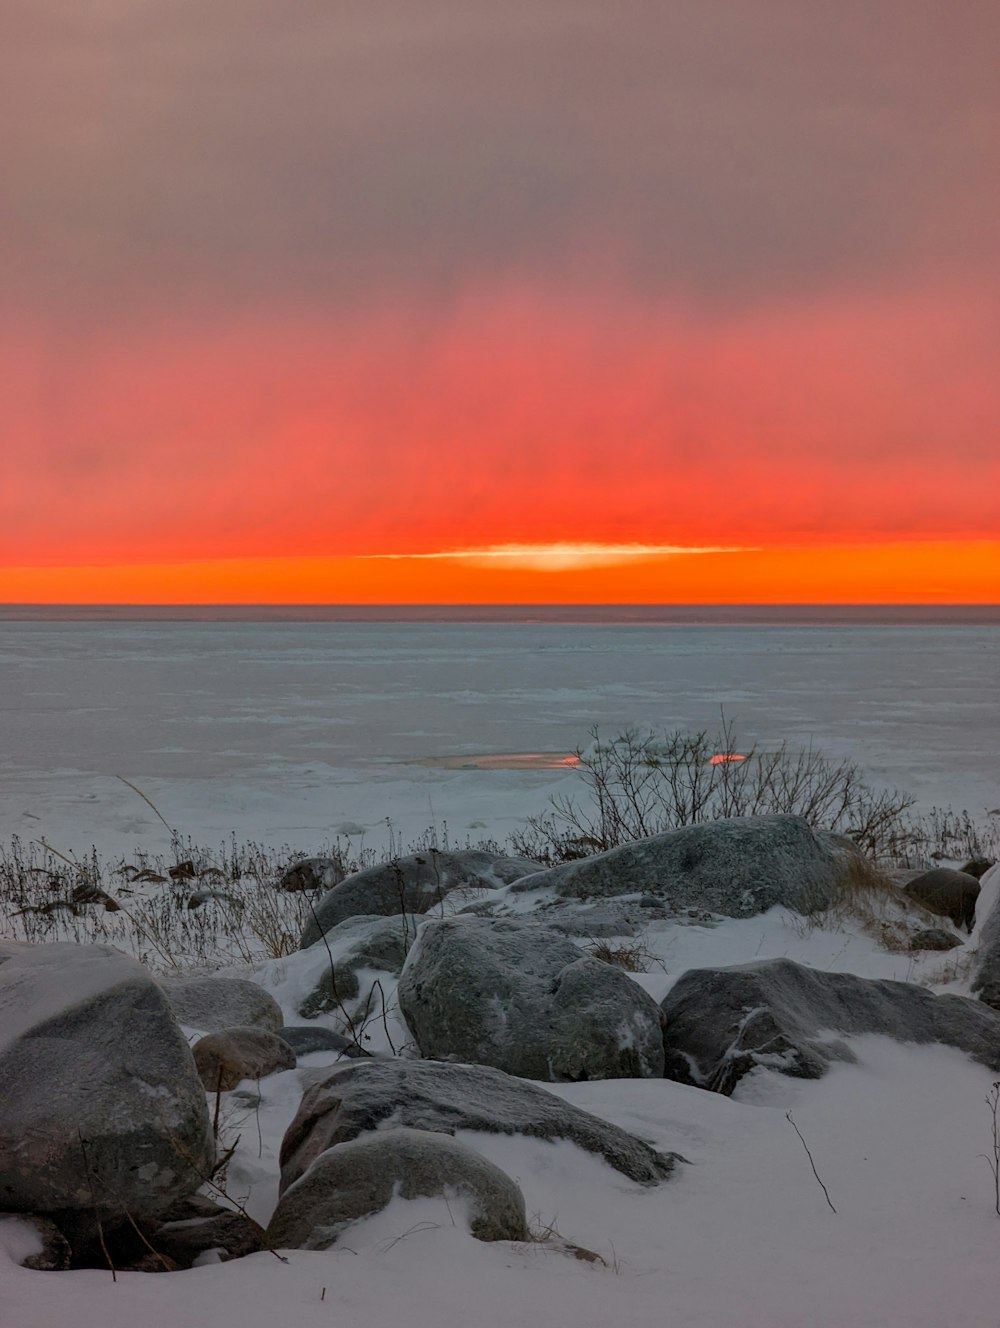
[2,6,998,604]
[4,543,998,606]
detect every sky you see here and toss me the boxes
[2,1,998,603]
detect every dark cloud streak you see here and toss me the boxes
[3,0,998,315]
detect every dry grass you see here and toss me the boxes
[584,935,661,973]
[790,855,962,955]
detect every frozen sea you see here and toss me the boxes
[1,609,997,859]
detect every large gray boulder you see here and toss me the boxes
[0,941,214,1217]
[511,814,867,916]
[903,867,980,931]
[279,1058,677,1191]
[159,975,283,1033]
[299,850,539,948]
[397,916,665,1081]
[268,1127,528,1249]
[296,914,410,1018]
[660,957,1000,1095]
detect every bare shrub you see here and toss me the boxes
[511,720,917,864]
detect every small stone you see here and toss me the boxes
[192,1026,296,1092]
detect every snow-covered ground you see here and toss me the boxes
[2,619,999,1326]
[2,620,998,859]
[4,878,1000,1328]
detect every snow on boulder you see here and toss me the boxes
[660,957,1000,1095]
[397,915,665,1081]
[268,1127,528,1249]
[0,940,214,1216]
[159,974,283,1034]
[299,850,540,949]
[294,914,410,1018]
[511,814,867,916]
[279,1059,679,1193]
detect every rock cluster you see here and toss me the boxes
[7,821,997,1273]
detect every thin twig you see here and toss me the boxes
[785,1111,837,1213]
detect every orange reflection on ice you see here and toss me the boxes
[411,752,582,770]
[709,753,748,765]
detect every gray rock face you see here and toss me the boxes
[192,1026,297,1092]
[300,850,539,948]
[279,1025,372,1058]
[398,916,665,1081]
[160,975,283,1034]
[280,1058,677,1191]
[0,941,214,1216]
[297,914,410,1018]
[660,957,1000,1095]
[511,815,864,917]
[268,1127,528,1249]
[903,868,980,931]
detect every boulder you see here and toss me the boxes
[397,916,665,1081]
[909,928,963,952]
[971,867,1000,1009]
[300,850,539,948]
[961,858,994,882]
[296,914,410,1018]
[511,814,866,917]
[192,1026,296,1092]
[50,1195,266,1272]
[268,1127,527,1249]
[660,957,1000,1095]
[903,868,980,931]
[0,941,214,1217]
[279,1025,372,1058]
[150,1194,267,1267]
[160,975,283,1034]
[279,856,343,894]
[279,1058,677,1191]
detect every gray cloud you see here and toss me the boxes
[2,0,997,316]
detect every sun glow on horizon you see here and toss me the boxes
[363,542,754,572]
